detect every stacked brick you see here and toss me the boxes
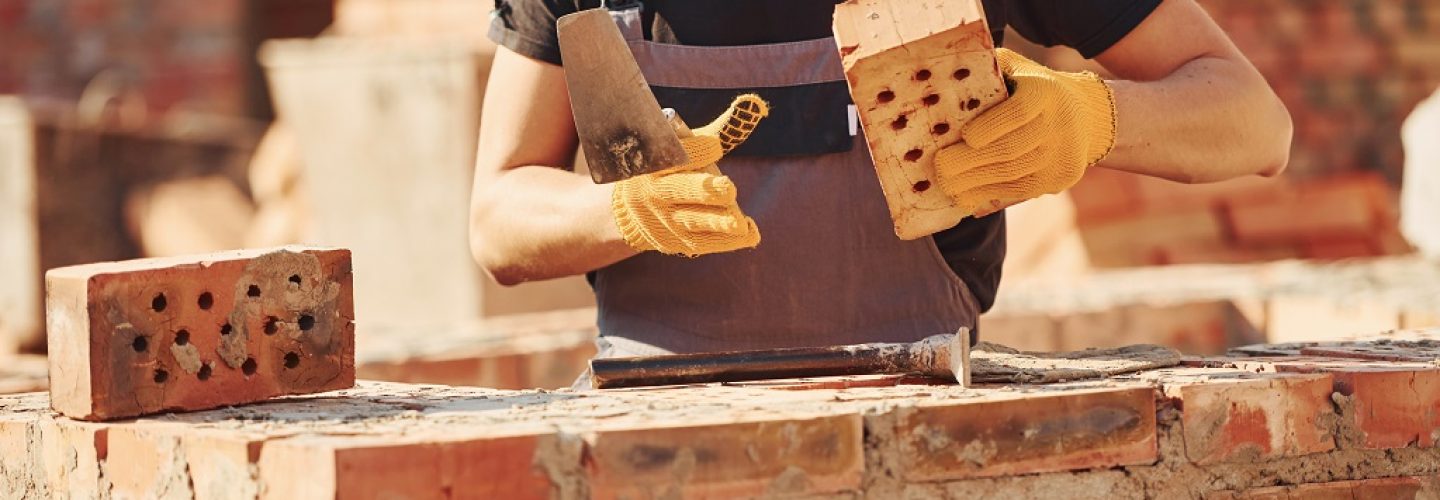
[984,255,1440,353]
[1022,0,1440,184]
[3,333,1440,498]
[0,0,331,118]
[1065,169,1411,268]
[1199,0,1440,182]
[1006,0,1440,269]
[354,308,597,389]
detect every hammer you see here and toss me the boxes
[589,330,971,389]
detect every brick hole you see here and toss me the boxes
[197,363,213,381]
[913,180,932,192]
[966,98,980,110]
[153,369,168,384]
[151,293,167,312]
[891,115,908,130]
[220,323,232,335]
[197,292,213,310]
[839,44,859,56]
[922,94,940,106]
[263,317,279,335]
[953,68,971,80]
[931,122,950,135]
[175,329,190,346]
[877,90,895,103]
[298,314,315,332]
[247,285,261,298]
[284,352,300,369]
[288,274,301,286]
[242,358,257,376]
[131,336,148,353]
[915,69,931,81]
[904,149,923,162]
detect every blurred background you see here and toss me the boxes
[1,0,1438,394]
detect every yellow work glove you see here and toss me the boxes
[611,95,769,257]
[935,48,1118,217]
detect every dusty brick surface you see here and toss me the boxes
[1131,368,1335,464]
[887,386,1158,480]
[258,432,551,500]
[45,246,356,421]
[587,413,863,498]
[1206,476,1440,499]
[5,339,1440,499]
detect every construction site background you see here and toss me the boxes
[1,0,1439,393]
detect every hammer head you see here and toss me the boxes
[557,9,689,183]
[914,329,971,387]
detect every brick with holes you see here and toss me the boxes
[45,246,354,421]
[833,0,1008,239]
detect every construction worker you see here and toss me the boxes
[469,0,1292,382]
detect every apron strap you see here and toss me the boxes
[605,0,645,42]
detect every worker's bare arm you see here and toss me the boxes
[1095,0,1292,183]
[469,47,637,286]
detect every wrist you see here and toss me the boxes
[1075,73,1119,166]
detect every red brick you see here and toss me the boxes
[891,386,1156,480]
[1207,476,1437,500]
[259,431,552,500]
[0,395,51,495]
[1225,175,1391,245]
[1070,168,1143,224]
[1151,369,1335,463]
[37,418,108,497]
[587,413,863,498]
[45,246,356,421]
[1053,301,1250,356]
[1264,296,1400,344]
[1301,237,1380,260]
[1080,207,1226,267]
[1284,363,1440,449]
[978,314,1060,352]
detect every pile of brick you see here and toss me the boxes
[1061,169,1411,268]
[354,308,597,390]
[1017,0,1440,183]
[4,332,1440,498]
[1201,0,1440,182]
[1003,0,1440,270]
[984,254,1440,354]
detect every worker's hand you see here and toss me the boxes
[935,49,1118,217]
[611,95,769,256]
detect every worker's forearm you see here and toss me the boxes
[469,166,637,285]
[1100,56,1293,183]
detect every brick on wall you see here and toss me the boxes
[45,246,355,421]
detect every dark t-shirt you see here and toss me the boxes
[488,0,1159,312]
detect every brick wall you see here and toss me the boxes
[4,334,1440,498]
[1016,0,1440,183]
[0,0,331,119]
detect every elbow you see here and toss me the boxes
[468,199,525,288]
[1254,92,1293,178]
[485,265,527,288]
[471,236,527,287]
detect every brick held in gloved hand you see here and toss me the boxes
[45,246,355,421]
[833,0,1009,240]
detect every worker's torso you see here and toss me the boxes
[588,2,996,359]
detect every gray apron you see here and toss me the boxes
[582,3,981,377]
